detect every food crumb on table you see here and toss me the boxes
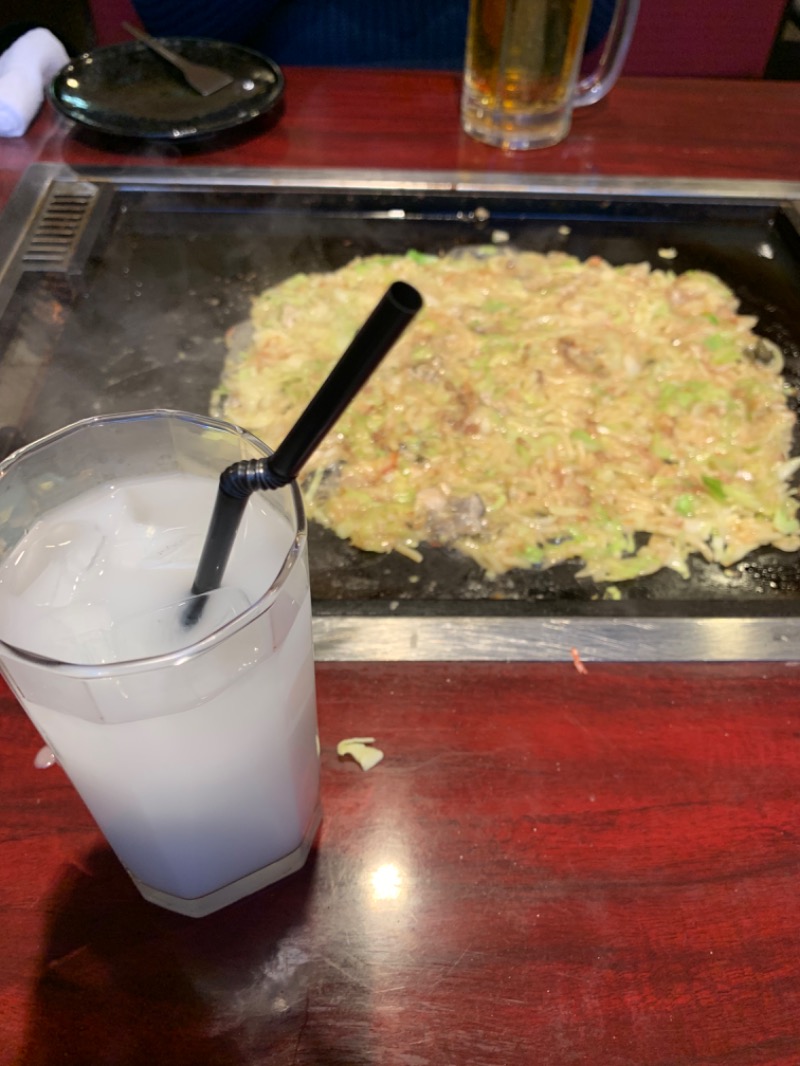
[570,647,589,675]
[336,737,385,771]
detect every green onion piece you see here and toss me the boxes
[701,475,727,502]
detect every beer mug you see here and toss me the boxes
[461,0,640,150]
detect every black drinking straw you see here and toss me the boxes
[184,281,423,626]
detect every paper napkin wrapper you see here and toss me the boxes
[0,28,69,138]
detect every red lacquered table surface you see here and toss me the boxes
[2,70,800,208]
[2,71,800,1065]
[2,664,800,1065]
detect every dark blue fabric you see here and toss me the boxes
[131,0,616,70]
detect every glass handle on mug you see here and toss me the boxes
[574,0,640,108]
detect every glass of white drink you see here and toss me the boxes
[0,409,321,918]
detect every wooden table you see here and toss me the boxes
[2,71,800,213]
[2,71,800,1065]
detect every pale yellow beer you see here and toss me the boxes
[461,0,634,150]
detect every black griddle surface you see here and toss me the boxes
[2,180,800,616]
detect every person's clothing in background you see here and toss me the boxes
[130,0,617,70]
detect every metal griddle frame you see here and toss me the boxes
[2,163,800,662]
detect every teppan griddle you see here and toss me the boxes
[1,164,800,660]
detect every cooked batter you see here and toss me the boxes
[213,247,800,582]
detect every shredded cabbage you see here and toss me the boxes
[213,248,800,582]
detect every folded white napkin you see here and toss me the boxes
[0,28,69,138]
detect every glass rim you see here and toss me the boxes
[0,408,307,679]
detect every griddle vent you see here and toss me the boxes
[21,186,96,271]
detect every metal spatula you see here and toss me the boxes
[122,22,235,96]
